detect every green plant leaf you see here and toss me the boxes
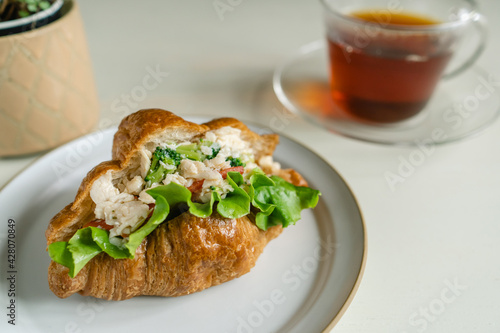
[39,1,51,10]
[27,3,37,12]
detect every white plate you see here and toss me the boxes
[273,40,500,146]
[0,118,366,333]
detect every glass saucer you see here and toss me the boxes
[273,40,500,145]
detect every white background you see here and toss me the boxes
[1,0,499,332]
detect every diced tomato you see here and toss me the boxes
[219,166,244,179]
[188,179,205,193]
[83,219,113,231]
[146,203,156,220]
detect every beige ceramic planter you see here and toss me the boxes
[0,0,99,157]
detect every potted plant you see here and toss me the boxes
[0,0,99,157]
[0,0,64,35]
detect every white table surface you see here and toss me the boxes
[1,0,499,332]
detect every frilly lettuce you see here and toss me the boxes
[48,170,320,277]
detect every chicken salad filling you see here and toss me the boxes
[89,126,281,241]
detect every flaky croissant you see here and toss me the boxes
[46,109,311,300]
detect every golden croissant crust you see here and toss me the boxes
[45,109,306,300]
[48,213,283,300]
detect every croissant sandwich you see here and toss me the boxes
[46,109,320,300]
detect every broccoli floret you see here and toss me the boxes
[159,147,182,165]
[145,147,181,186]
[200,140,221,160]
[226,156,246,167]
[202,140,220,160]
[176,143,205,161]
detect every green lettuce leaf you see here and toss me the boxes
[48,169,320,278]
[48,188,172,278]
[124,190,170,253]
[250,171,321,230]
[216,172,251,218]
[147,182,213,218]
[48,227,131,278]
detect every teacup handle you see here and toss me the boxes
[442,13,487,79]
